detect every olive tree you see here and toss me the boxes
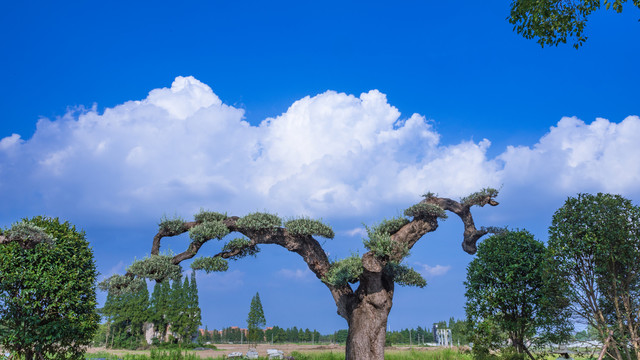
[548,193,640,360]
[101,189,499,360]
[0,216,100,360]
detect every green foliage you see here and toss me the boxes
[221,237,260,259]
[384,262,426,288]
[246,292,267,345]
[323,255,363,286]
[508,0,640,48]
[98,274,147,295]
[285,217,335,238]
[158,215,185,233]
[362,217,411,259]
[188,220,229,243]
[374,216,410,236]
[191,256,229,273]
[548,193,640,358]
[465,229,572,354]
[127,255,183,282]
[193,209,227,223]
[421,191,437,199]
[101,278,150,348]
[236,211,282,231]
[404,203,447,219]
[0,216,99,360]
[460,188,499,207]
[3,221,54,247]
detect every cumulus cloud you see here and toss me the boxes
[1,76,639,227]
[499,116,640,194]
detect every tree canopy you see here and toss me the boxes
[548,193,640,360]
[0,216,99,360]
[508,0,640,48]
[465,229,572,359]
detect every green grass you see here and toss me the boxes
[86,348,472,360]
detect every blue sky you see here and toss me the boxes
[1,1,639,334]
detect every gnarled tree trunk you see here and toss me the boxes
[345,288,393,360]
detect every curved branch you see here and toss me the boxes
[427,194,499,254]
[151,221,198,255]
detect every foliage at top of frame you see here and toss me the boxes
[3,221,54,247]
[461,188,499,207]
[323,255,363,286]
[191,256,229,273]
[384,262,426,288]
[189,220,230,243]
[127,255,183,282]
[194,209,227,223]
[284,217,335,239]
[404,203,447,219]
[158,215,185,233]
[236,212,282,231]
[222,237,260,259]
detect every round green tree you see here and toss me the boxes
[0,216,100,360]
[465,229,572,359]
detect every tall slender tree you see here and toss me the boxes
[101,189,499,360]
[247,292,266,345]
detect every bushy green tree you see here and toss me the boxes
[465,230,572,359]
[549,193,640,360]
[247,292,266,345]
[0,216,99,360]
[508,0,640,48]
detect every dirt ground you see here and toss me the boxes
[86,344,449,358]
[87,343,346,358]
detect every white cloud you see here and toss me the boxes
[1,76,639,228]
[498,116,640,195]
[416,263,452,278]
[276,268,313,282]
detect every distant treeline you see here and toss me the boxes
[198,318,469,345]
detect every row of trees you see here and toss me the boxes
[200,325,325,344]
[465,193,640,360]
[98,272,201,348]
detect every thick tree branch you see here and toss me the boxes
[150,215,356,319]
[426,194,499,254]
[151,221,198,255]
